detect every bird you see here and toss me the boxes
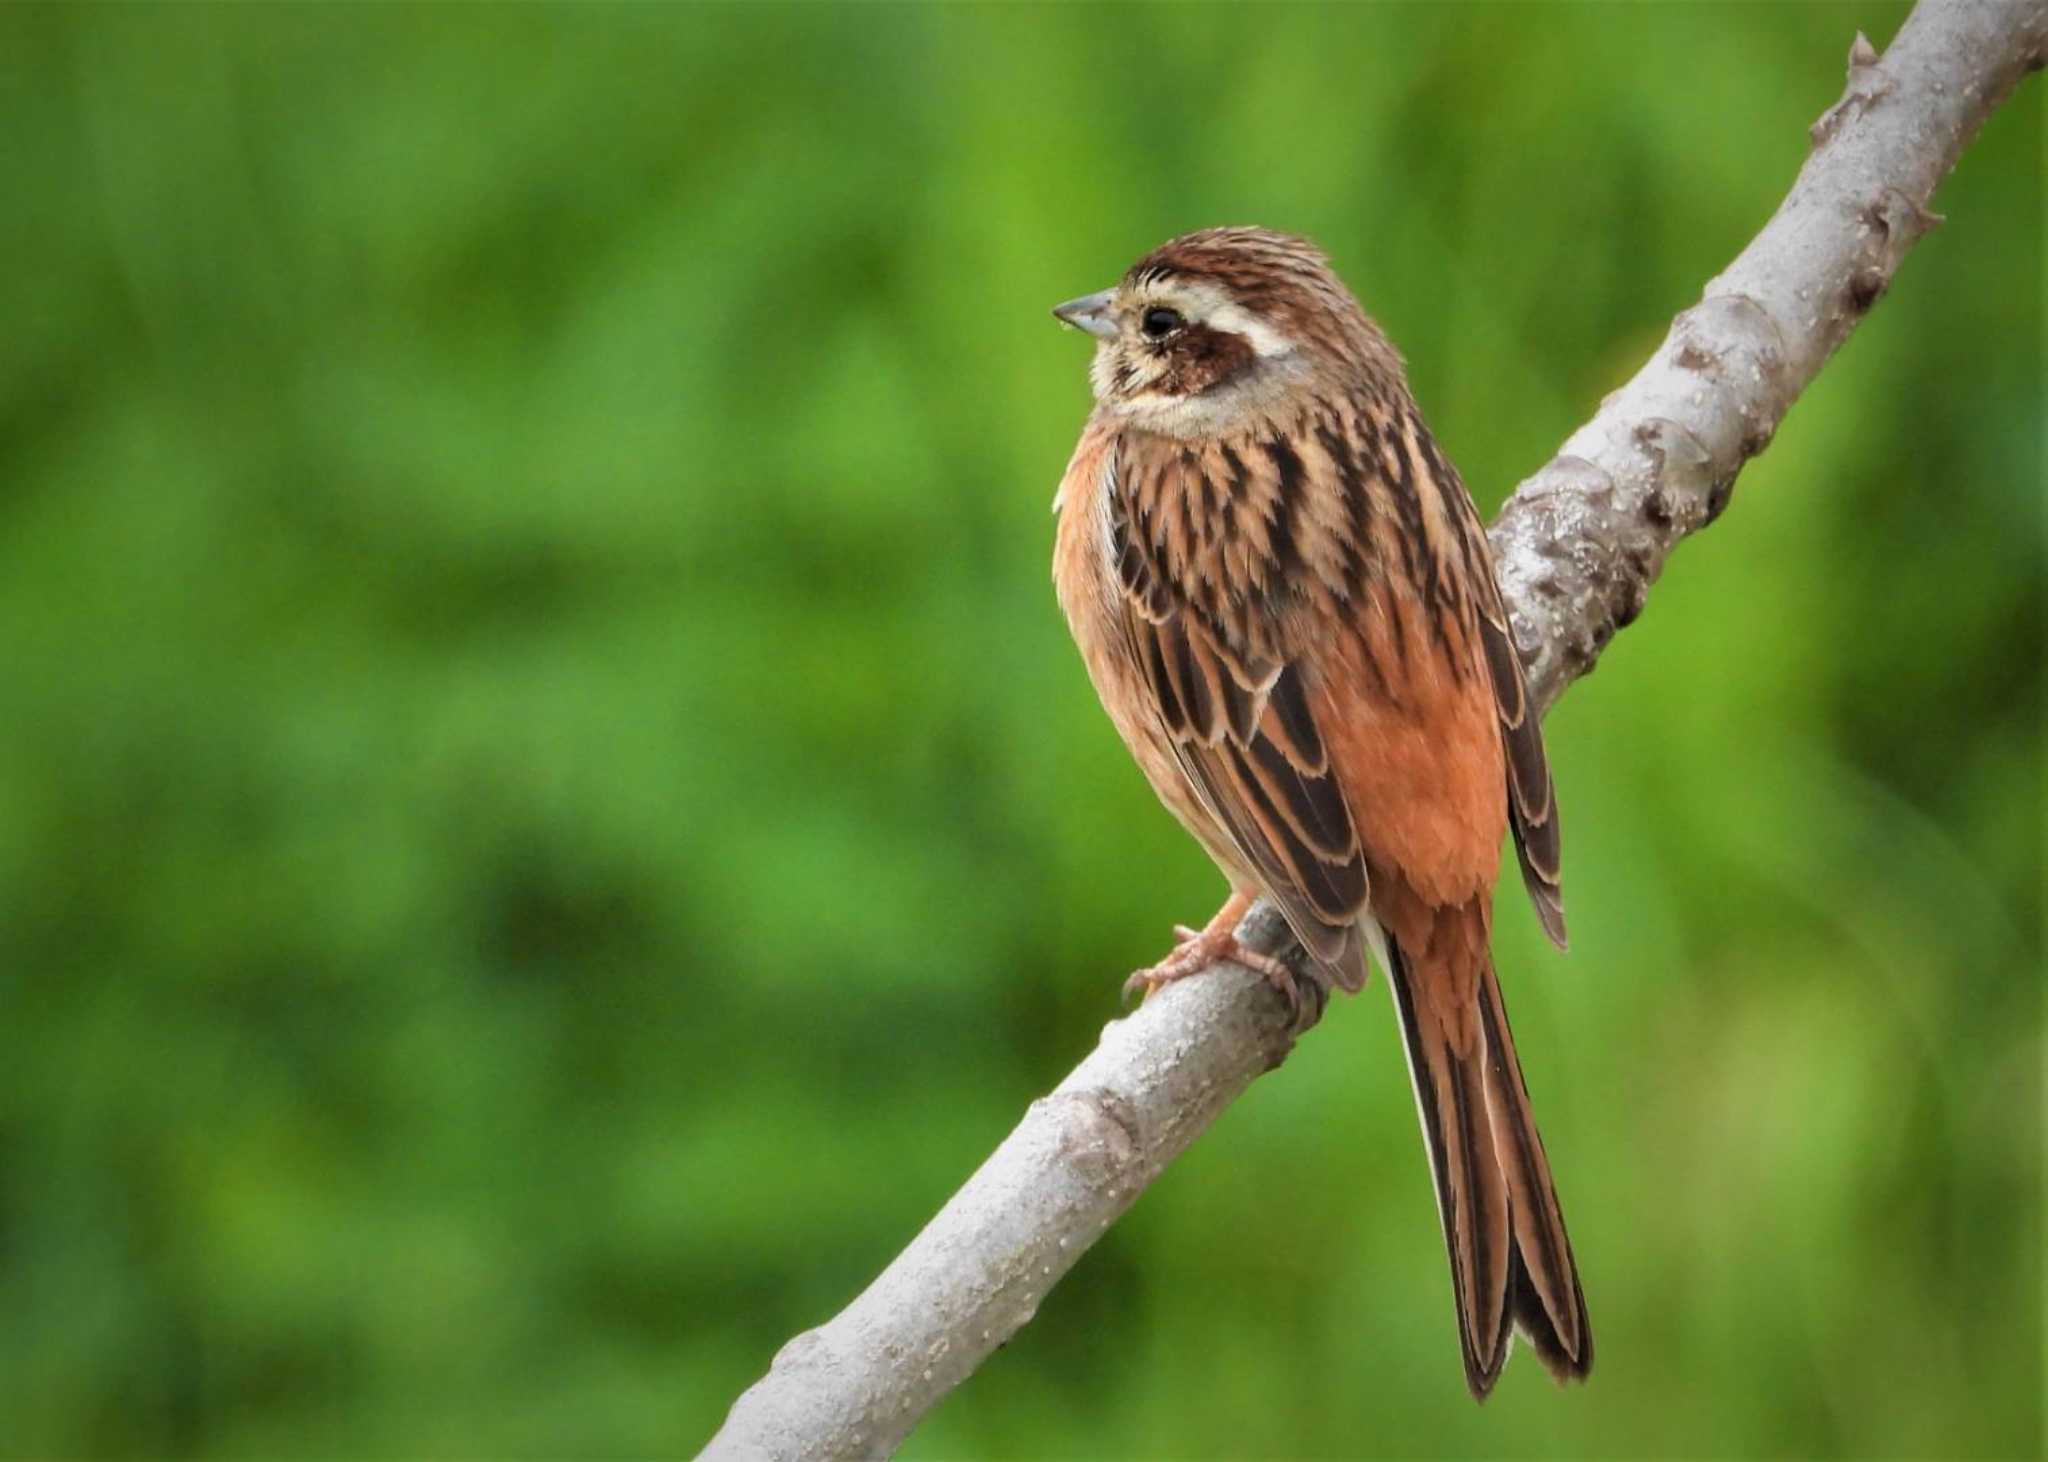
[1048,226,1590,1399]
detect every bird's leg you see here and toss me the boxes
[1124,889,1306,1018]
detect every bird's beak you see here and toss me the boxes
[1051,288,1118,340]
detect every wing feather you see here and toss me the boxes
[1105,450,1372,984]
[1467,534,1567,949]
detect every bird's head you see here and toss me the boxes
[1052,226,1399,438]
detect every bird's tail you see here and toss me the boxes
[1385,938,1592,1398]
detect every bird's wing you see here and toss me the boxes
[1305,408,1562,948]
[1459,497,1566,948]
[1102,438,1372,985]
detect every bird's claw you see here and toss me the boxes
[1123,921,1313,1027]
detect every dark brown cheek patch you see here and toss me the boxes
[1158,325,1255,396]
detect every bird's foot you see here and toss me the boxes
[1123,895,1309,1023]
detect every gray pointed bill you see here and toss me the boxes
[1052,288,1117,340]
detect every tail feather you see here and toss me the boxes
[1476,957,1590,1371]
[1386,939,1592,1399]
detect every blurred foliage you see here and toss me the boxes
[0,3,2039,1458]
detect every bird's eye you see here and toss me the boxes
[1141,307,1185,338]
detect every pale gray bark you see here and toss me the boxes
[1490,0,2046,714]
[701,3,2045,1456]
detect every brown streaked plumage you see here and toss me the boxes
[1049,227,1586,1399]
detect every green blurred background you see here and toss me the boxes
[1,3,2039,1458]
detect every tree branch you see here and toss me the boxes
[701,3,2045,1455]
[1488,0,2044,717]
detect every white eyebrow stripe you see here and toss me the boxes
[1204,301,1292,358]
[1146,279,1294,359]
